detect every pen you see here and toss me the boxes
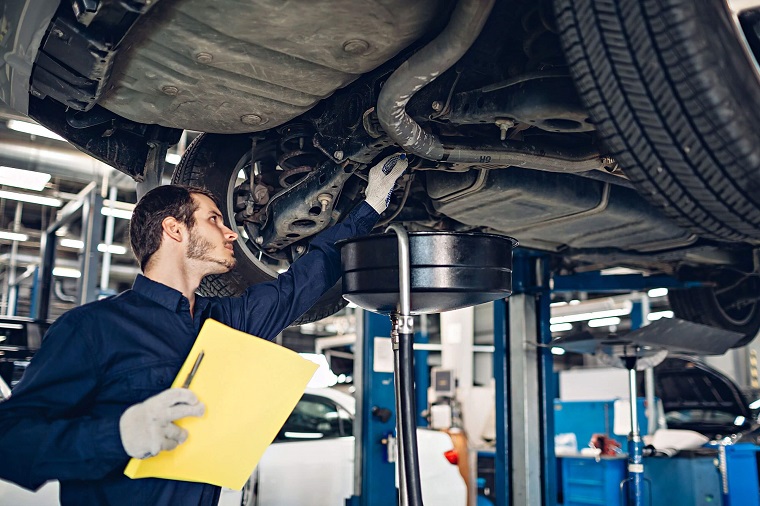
[182,350,205,389]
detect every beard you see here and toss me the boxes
[187,229,236,272]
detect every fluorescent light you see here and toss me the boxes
[97,244,127,255]
[647,310,674,321]
[0,189,62,207]
[588,316,621,328]
[550,307,630,324]
[52,267,81,278]
[551,347,566,355]
[600,267,643,275]
[0,324,22,330]
[550,322,573,332]
[101,207,133,220]
[734,415,746,426]
[7,120,65,141]
[165,153,182,165]
[0,231,29,242]
[749,399,760,410]
[60,239,127,255]
[550,301,568,307]
[60,238,84,249]
[569,299,581,305]
[0,166,51,191]
[647,287,669,298]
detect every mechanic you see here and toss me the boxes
[0,153,407,506]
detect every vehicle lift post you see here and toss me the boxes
[492,250,556,506]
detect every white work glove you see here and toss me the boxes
[364,153,409,214]
[119,388,205,459]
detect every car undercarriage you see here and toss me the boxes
[6,0,760,338]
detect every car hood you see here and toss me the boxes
[653,355,753,436]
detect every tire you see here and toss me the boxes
[172,133,347,325]
[555,0,760,242]
[669,281,760,347]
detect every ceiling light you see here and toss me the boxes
[0,231,29,242]
[550,307,630,324]
[550,322,573,332]
[551,347,566,355]
[60,239,127,255]
[749,399,760,410]
[165,153,182,165]
[0,166,51,191]
[59,238,84,249]
[97,244,127,255]
[0,189,62,207]
[0,323,23,330]
[101,207,133,220]
[52,267,81,278]
[647,310,674,321]
[7,120,65,141]
[734,415,746,426]
[588,316,621,328]
[647,287,669,298]
[550,301,568,307]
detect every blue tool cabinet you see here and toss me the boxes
[561,456,626,506]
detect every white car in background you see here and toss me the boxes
[0,387,466,506]
[220,387,467,506]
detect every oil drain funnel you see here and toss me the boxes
[339,227,516,505]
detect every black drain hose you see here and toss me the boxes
[386,223,423,506]
[397,328,422,506]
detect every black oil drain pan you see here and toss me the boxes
[338,231,517,314]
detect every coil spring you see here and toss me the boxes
[277,123,322,188]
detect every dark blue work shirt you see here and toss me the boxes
[0,202,378,506]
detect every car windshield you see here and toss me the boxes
[665,409,744,426]
[275,394,353,442]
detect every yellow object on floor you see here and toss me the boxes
[124,319,318,489]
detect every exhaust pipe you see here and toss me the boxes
[376,0,602,172]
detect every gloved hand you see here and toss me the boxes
[119,388,205,459]
[364,153,409,214]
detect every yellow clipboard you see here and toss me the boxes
[124,318,318,489]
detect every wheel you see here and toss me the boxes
[172,133,347,324]
[668,276,760,347]
[555,0,760,241]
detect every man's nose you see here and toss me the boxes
[224,225,238,241]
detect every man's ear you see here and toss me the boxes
[161,216,186,243]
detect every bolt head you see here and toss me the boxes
[161,85,179,96]
[241,114,266,126]
[342,39,370,55]
[333,150,344,161]
[296,245,306,254]
[255,236,264,245]
[431,101,443,112]
[195,52,213,63]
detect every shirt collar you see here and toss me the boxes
[132,274,185,312]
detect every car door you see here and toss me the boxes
[256,393,355,506]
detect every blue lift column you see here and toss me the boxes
[493,250,556,506]
[348,310,398,506]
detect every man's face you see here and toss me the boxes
[185,194,238,274]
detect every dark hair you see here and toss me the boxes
[129,185,221,270]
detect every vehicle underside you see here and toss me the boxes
[13,0,760,336]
